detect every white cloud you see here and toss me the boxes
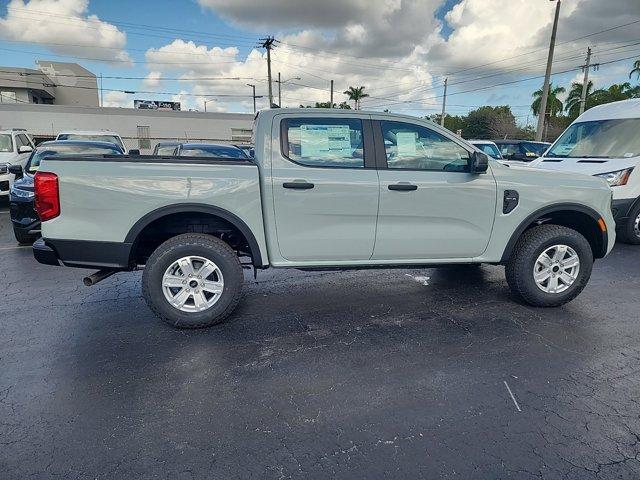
[0,0,131,64]
[102,90,131,108]
[143,71,162,88]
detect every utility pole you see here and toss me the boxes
[277,72,281,107]
[99,73,103,107]
[579,47,592,116]
[246,83,256,113]
[330,80,334,108]
[440,77,448,127]
[535,0,561,141]
[260,37,275,107]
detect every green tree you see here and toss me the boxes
[343,86,369,110]
[465,106,519,139]
[564,81,604,118]
[531,83,565,117]
[592,82,633,103]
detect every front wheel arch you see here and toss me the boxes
[500,204,608,264]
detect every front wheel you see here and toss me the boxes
[617,202,640,245]
[505,224,593,307]
[142,234,244,328]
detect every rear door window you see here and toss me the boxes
[282,118,365,168]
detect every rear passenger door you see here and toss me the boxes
[372,119,497,260]
[271,114,379,262]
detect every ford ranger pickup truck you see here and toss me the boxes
[32,109,615,328]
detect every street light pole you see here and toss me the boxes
[535,0,561,142]
[246,84,256,113]
[274,75,300,108]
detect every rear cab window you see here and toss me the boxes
[282,117,365,168]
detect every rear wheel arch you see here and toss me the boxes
[126,203,264,267]
[500,203,608,264]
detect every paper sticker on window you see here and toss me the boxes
[300,124,352,158]
[396,131,417,156]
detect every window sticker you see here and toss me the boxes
[300,124,352,158]
[396,131,417,156]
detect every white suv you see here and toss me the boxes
[0,129,34,198]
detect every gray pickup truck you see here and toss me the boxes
[32,109,615,328]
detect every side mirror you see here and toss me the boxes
[469,151,489,174]
[8,164,23,179]
[128,149,141,155]
[18,146,33,154]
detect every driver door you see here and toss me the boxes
[372,119,497,260]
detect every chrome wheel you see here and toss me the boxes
[533,245,580,294]
[634,212,640,239]
[162,256,224,312]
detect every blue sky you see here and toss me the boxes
[1,0,639,123]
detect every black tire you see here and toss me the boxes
[617,202,640,245]
[142,233,243,328]
[13,226,36,245]
[505,224,593,307]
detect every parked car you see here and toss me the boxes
[9,140,124,244]
[56,130,125,152]
[0,129,34,199]
[494,140,551,164]
[175,143,249,158]
[32,109,614,328]
[469,140,503,160]
[153,141,181,155]
[530,99,640,244]
[234,144,255,158]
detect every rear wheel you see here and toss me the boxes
[142,233,243,328]
[617,203,640,245]
[505,224,593,307]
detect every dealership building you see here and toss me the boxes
[0,60,254,152]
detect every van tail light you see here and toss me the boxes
[34,172,60,221]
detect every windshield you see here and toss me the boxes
[0,134,13,152]
[179,145,247,159]
[57,134,124,150]
[156,145,178,155]
[27,143,122,173]
[546,118,640,158]
[474,143,501,159]
[522,142,549,156]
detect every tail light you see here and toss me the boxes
[34,172,60,221]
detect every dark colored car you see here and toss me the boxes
[493,140,551,162]
[9,140,124,244]
[153,141,181,155]
[234,144,255,158]
[175,143,249,159]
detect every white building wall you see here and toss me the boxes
[0,104,254,152]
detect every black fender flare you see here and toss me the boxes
[500,203,608,263]
[125,203,265,267]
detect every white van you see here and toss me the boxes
[530,99,640,244]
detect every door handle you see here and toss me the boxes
[388,183,417,191]
[283,181,314,190]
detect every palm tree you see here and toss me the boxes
[531,83,565,118]
[564,81,604,117]
[343,86,369,110]
[629,59,640,80]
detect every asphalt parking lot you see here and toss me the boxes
[2,200,640,479]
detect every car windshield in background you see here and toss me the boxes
[522,142,548,156]
[180,146,247,159]
[0,134,13,152]
[546,118,640,158]
[28,144,122,173]
[57,134,123,149]
[156,146,178,155]
[475,144,501,158]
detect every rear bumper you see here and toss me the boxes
[33,238,133,269]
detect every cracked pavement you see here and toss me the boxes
[1,201,640,479]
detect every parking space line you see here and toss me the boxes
[503,380,522,412]
[0,245,30,251]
